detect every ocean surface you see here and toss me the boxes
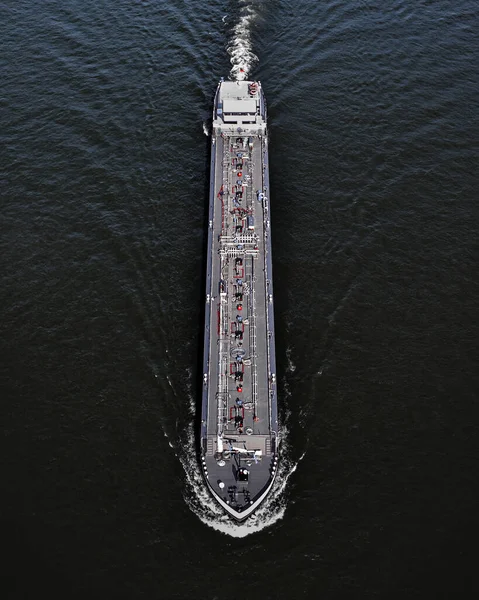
[1,0,478,597]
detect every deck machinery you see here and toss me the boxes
[200,79,279,521]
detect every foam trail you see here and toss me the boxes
[226,1,259,81]
[286,346,296,373]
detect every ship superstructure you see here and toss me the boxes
[200,80,279,520]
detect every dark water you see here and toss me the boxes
[2,0,479,597]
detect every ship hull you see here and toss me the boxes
[200,80,278,521]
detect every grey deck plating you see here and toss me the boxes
[200,80,279,521]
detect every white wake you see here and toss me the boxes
[226,1,259,81]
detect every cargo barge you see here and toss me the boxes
[199,79,279,521]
